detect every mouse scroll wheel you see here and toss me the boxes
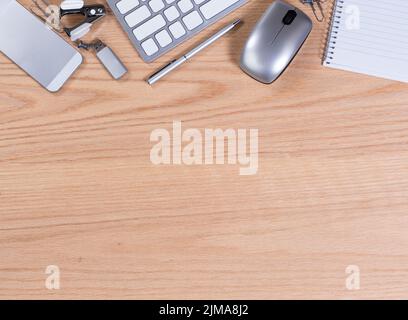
[283,10,297,25]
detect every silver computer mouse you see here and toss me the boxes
[240,0,313,84]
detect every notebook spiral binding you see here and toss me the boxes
[322,0,344,64]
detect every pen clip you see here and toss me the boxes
[149,59,176,78]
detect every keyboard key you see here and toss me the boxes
[182,11,203,30]
[141,38,159,55]
[193,0,206,4]
[200,0,240,19]
[133,14,166,40]
[155,29,173,47]
[165,0,175,3]
[149,0,164,12]
[177,0,193,13]
[169,21,186,39]
[125,5,151,28]
[164,6,180,21]
[116,0,139,14]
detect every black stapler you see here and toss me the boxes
[60,3,106,41]
[30,0,106,41]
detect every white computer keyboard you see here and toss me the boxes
[107,0,247,62]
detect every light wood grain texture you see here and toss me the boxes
[1,0,408,299]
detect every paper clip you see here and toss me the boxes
[300,0,327,22]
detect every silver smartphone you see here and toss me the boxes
[0,0,82,92]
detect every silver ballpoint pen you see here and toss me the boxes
[147,19,242,85]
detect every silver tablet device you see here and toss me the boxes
[0,0,82,92]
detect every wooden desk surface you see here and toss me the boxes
[1,0,408,299]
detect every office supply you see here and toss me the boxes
[323,0,408,83]
[107,0,247,62]
[0,0,82,92]
[60,3,106,41]
[147,20,241,85]
[61,0,84,10]
[30,0,63,31]
[30,0,106,40]
[241,1,312,84]
[300,0,325,22]
[77,40,128,80]
[147,19,240,85]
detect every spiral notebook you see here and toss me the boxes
[323,0,408,83]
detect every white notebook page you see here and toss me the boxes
[323,0,408,83]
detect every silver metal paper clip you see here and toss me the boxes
[300,0,327,22]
